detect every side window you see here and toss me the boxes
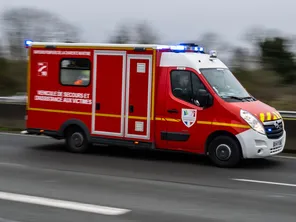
[171,70,210,107]
[191,73,206,98]
[60,58,91,86]
[171,70,192,103]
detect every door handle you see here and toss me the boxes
[129,105,134,113]
[167,109,178,113]
[96,103,100,110]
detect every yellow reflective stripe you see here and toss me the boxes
[260,113,265,122]
[164,118,180,122]
[196,121,212,125]
[197,121,249,128]
[266,112,271,121]
[29,107,90,115]
[274,111,282,119]
[28,108,250,128]
[28,108,146,120]
[211,122,250,128]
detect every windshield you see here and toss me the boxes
[200,68,251,100]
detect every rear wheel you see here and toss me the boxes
[65,126,89,153]
[208,135,242,168]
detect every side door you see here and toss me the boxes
[164,69,210,151]
[124,54,153,140]
[91,50,126,137]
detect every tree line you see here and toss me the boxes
[0,7,295,110]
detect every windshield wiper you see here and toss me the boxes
[222,96,245,100]
[222,96,256,101]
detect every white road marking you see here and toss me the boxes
[232,178,296,187]
[0,162,28,168]
[0,217,22,222]
[0,191,130,216]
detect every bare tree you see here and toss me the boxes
[1,7,81,59]
[109,23,132,44]
[109,20,158,44]
[133,20,158,44]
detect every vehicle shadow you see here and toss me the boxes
[29,141,282,170]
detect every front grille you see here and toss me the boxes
[270,146,282,154]
[263,120,283,139]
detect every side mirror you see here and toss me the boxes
[173,88,183,97]
[195,89,213,107]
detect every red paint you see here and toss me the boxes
[94,53,123,134]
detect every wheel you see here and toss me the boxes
[208,135,242,168]
[65,126,89,153]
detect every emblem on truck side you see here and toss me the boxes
[37,62,48,77]
[181,108,197,128]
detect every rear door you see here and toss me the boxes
[124,54,153,140]
[91,50,126,137]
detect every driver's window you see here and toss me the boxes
[171,70,192,103]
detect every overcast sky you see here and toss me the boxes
[0,0,295,48]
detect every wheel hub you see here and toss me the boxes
[216,144,231,161]
[71,132,84,147]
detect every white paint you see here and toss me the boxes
[235,128,286,159]
[0,162,28,168]
[125,54,152,140]
[181,108,197,128]
[33,50,91,56]
[135,121,144,132]
[34,90,91,105]
[91,50,126,137]
[159,52,228,71]
[0,217,22,222]
[137,63,146,73]
[232,178,296,187]
[31,42,163,49]
[0,191,130,216]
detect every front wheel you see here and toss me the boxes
[65,126,89,153]
[208,135,242,168]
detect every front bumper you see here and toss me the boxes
[236,128,286,159]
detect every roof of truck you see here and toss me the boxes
[30,41,167,49]
[28,41,227,70]
[160,52,227,70]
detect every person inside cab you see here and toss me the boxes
[74,70,90,85]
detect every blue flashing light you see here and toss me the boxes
[157,44,204,53]
[24,39,33,48]
[268,128,272,132]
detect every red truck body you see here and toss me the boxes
[25,41,286,167]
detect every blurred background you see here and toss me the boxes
[0,0,295,110]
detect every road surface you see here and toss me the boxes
[0,132,295,222]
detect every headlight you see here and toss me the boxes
[240,109,265,135]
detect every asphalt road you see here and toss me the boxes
[0,133,296,222]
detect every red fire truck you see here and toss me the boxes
[23,40,286,167]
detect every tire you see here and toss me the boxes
[65,126,89,153]
[208,135,242,168]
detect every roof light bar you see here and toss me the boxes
[157,44,204,53]
[24,39,33,48]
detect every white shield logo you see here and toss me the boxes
[181,108,197,128]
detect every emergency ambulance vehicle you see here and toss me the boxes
[24,40,286,167]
